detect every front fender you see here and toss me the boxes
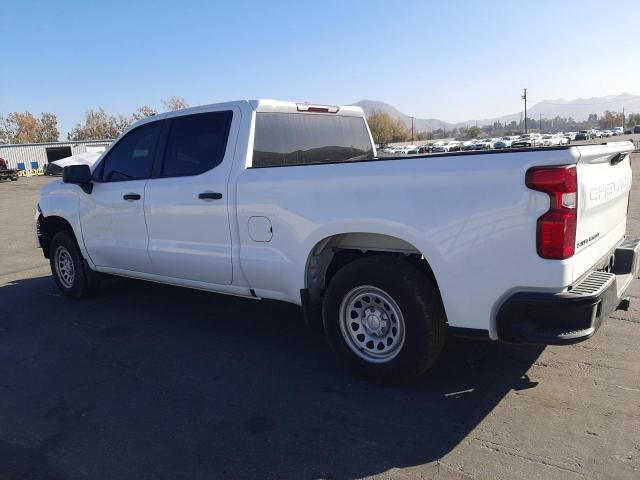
[39,184,94,268]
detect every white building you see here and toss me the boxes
[0,140,111,170]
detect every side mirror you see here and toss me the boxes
[63,165,93,194]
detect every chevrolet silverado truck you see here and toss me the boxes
[0,157,18,181]
[35,100,639,381]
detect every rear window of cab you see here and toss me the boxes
[252,113,373,167]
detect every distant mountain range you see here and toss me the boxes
[352,93,640,131]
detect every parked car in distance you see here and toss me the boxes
[511,134,542,148]
[634,125,640,134]
[613,127,623,135]
[601,130,613,138]
[472,138,491,150]
[35,99,639,382]
[461,140,475,151]
[446,141,462,152]
[496,136,518,148]
[431,141,447,152]
[541,134,568,146]
[0,157,19,181]
[575,130,590,141]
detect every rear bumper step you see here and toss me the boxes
[497,235,640,345]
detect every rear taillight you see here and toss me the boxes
[526,165,578,259]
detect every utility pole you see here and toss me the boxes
[539,114,543,132]
[522,88,528,133]
[622,108,625,129]
[411,116,414,143]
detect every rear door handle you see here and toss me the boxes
[123,193,141,201]
[198,192,223,200]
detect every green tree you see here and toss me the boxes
[366,111,395,145]
[37,112,59,142]
[414,131,427,141]
[68,109,131,140]
[627,113,640,127]
[461,126,482,139]
[599,110,624,130]
[390,118,409,142]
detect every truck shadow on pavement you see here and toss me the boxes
[0,275,544,480]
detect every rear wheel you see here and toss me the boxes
[323,256,447,382]
[50,231,100,299]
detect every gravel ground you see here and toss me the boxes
[0,153,638,480]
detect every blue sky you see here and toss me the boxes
[2,0,638,136]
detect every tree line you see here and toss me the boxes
[0,112,59,144]
[367,109,640,145]
[0,97,188,145]
[2,101,639,146]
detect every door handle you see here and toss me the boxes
[198,192,223,200]
[123,193,141,201]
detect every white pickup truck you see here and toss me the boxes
[35,100,639,381]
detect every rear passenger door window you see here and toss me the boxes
[160,111,233,177]
[97,122,160,181]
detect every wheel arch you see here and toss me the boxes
[38,215,76,259]
[303,232,443,305]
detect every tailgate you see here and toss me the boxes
[572,142,634,282]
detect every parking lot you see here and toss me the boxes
[379,134,639,156]
[0,155,639,479]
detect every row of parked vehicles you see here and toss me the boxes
[380,126,627,155]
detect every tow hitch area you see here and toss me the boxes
[497,236,640,345]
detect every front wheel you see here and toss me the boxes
[323,256,447,382]
[50,231,100,299]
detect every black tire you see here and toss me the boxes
[49,230,100,299]
[10,177,18,181]
[322,256,447,382]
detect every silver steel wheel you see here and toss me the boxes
[54,245,75,289]
[339,285,406,363]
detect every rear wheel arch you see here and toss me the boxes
[304,232,444,305]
